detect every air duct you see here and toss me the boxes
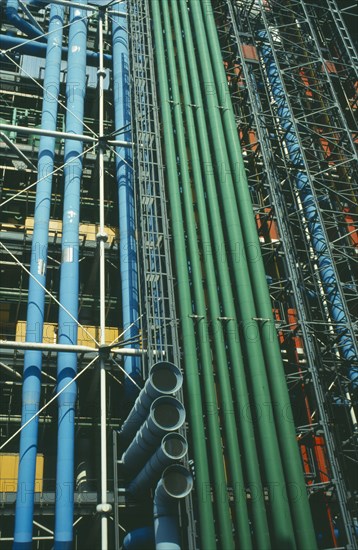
[0,34,111,65]
[118,362,183,446]
[258,33,358,388]
[153,465,193,550]
[112,0,140,402]
[54,3,87,548]
[6,0,44,40]
[128,433,188,495]
[13,5,64,548]
[121,396,185,476]
[122,527,155,550]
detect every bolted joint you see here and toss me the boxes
[96,503,112,514]
[96,231,108,243]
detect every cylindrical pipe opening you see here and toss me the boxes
[162,433,187,460]
[149,361,183,394]
[151,396,185,431]
[161,465,193,499]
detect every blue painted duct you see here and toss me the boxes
[54,4,87,548]
[112,0,140,402]
[153,465,193,550]
[121,396,186,475]
[122,527,155,550]
[128,433,188,495]
[0,34,112,65]
[118,362,183,445]
[259,34,358,388]
[6,0,45,40]
[12,5,64,548]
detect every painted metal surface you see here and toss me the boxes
[13,5,64,547]
[54,3,87,547]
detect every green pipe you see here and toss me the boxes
[161,2,253,547]
[181,1,296,547]
[200,2,317,547]
[150,3,217,549]
[170,1,271,548]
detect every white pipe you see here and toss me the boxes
[0,124,132,147]
[97,10,110,550]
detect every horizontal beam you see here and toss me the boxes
[0,124,133,148]
[0,340,149,356]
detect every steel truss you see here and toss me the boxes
[212,0,358,547]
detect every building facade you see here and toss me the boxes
[0,0,357,548]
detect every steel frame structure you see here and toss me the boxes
[1,0,357,548]
[212,0,358,547]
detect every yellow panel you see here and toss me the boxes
[16,321,57,344]
[0,454,43,493]
[25,217,118,244]
[15,321,128,348]
[15,320,26,342]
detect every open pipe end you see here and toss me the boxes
[160,464,193,500]
[149,361,183,395]
[151,396,185,432]
[162,433,188,461]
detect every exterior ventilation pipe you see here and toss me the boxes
[13,5,64,548]
[54,4,87,548]
[122,527,155,550]
[0,34,111,65]
[118,362,183,445]
[112,0,140,402]
[187,2,317,547]
[258,34,358,388]
[153,465,193,550]
[128,433,188,495]
[6,0,44,40]
[121,396,185,475]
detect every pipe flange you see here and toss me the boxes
[97,68,107,78]
[96,503,112,514]
[96,231,108,242]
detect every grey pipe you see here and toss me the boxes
[153,465,193,550]
[127,433,188,495]
[121,396,185,476]
[118,362,183,445]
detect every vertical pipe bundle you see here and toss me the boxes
[112,0,140,402]
[149,3,217,548]
[169,2,271,547]
[54,4,87,547]
[259,34,357,384]
[186,1,317,547]
[13,5,64,547]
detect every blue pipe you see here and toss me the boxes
[153,465,193,550]
[54,5,87,548]
[6,0,45,40]
[122,527,155,550]
[0,34,112,65]
[118,362,183,446]
[259,34,358,388]
[112,1,140,403]
[12,6,64,549]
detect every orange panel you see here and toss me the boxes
[314,436,330,484]
[343,207,358,247]
[241,44,259,61]
[299,68,313,97]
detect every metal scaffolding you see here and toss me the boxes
[212,0,358,546]
[0,0,357,548]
